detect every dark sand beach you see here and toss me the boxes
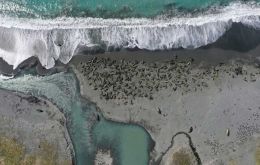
[0,45,259,164]
[70,47,260,165]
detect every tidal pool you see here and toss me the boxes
[93,119,153,165]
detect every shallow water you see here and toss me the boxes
[0,71,153,165]
[0,0,175,18]
[94,119,152,165]
[2,0,260,18]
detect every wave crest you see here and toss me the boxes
[0,2,260,69]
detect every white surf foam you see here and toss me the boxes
[0,2,260,69]
[0,74,14,80]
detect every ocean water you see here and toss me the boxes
[0,0,240,18]
[2,0,260,18]
[0,71,153,165]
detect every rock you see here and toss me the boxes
[235,67,243,75]
[189,127,193,133]
[158,108,162,115]
[226,129,230,137]
[95,149,113,165]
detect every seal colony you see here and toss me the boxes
[76,56,259,104]
[78,57,196,101]
[0,48,259,164]
[1,0,260,165]
[72,50,260,164]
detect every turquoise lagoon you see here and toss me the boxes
[0,71,153,165]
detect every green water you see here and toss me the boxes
[174,0,246,9]
[0,71,152,165]
[3,0,259,18]
[94,120,151,165]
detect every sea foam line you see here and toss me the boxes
[0,2,260,69]
[0,2,260,29]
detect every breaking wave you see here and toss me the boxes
[1,2,260,69]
